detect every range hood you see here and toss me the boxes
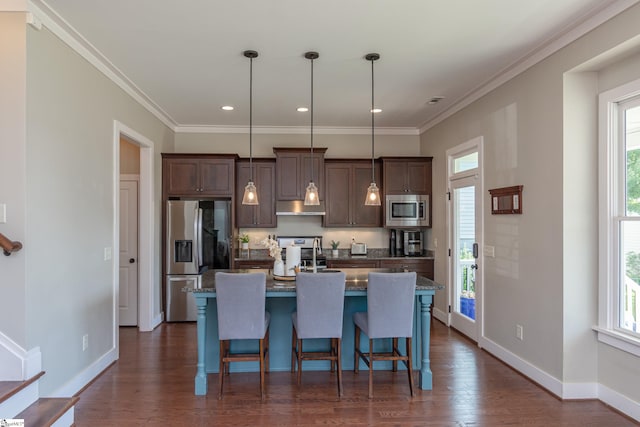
[276,200,326,216]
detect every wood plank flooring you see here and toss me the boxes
[73,321,638,426]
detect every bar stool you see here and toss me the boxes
[215,272,270,400]
[291,271,346,397]
[353,272,416,398]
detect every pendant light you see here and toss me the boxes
[242,50,259,205]
[304,51,320,206]
[364,53,381,206]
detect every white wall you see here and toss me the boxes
[421,1,640,407]
[0,13,27,347]
[24,24,173,395]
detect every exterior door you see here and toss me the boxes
[447,138,483,341]
[119,179,138,326]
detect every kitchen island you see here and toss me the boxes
[191,268,443,396]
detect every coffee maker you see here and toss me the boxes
[389,229,423,256]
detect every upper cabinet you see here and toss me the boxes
[235,159,277,228]
[273,147,327,200]
[382,157,432,195]
[324,160,382,227]
[162,154,237,197]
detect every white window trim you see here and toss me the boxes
[597,77,640,356]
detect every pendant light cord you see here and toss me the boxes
[249,55,254,182]
[370,57,375,184]
[310,55,314,183]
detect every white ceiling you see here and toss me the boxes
[30,0,634,133]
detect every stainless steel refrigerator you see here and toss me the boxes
[166,199,231,321]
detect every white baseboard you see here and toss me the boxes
[480,336,565,397]
[599,384,640,422]
[0,331,41,381]
[152,312,164,330]
[432,307,448,325]
[50,346,117,397]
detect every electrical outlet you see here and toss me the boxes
[82,334,89,351]
[104,247,112,261]
[516,324,524,341]
[484,245,495,257]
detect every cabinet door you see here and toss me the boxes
[379,258,434,279]
[324,163,351,226]
[383,160,408,194]
[407,161,430,194]
[327,259,379,269]
[164,158,200,195]
[200,159,234,196]
[254,162,276,227]
[236,161,276,228]
[234,259,273,269]
[352,162,382,226]
[276,153,301,200]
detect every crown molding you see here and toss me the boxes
[175,125,420,136]
[28,0,177,130]
[419,0,640,134]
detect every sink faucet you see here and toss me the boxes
[312,237,320,273]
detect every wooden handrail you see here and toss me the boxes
[0,232,22,256]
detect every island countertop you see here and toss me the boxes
[194,268,443,293]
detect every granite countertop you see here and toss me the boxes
[193,268,443,293]
[234,248,434,262]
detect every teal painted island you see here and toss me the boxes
[190,268,443,396]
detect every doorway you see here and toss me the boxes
[447,137,483,342]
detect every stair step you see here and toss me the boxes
[0,372,45,404]
[16,397,79,427]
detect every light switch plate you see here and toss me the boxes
[104,247,112,261]
[0,204,6,223]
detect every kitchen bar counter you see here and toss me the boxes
[191,268,443,396]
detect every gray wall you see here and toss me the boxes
[24,23,173,394]
[421,2,640,403]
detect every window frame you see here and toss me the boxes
[597,77,640,357]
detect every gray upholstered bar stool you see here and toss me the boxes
[291,271,346,397]
[215,272,270,400]
[353,271,416,398]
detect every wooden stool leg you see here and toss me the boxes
[406,337,414,397]
[265,327,270,373]
[297,339,303,386]
[392,337,398,372]
[336,337,343,398]
[291,325,297,373]
[259,338,266,400]
[368,338,374,399]
[218,340,225,400]
[330,338,336,373]
[354,325,361,374]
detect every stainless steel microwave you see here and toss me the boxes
[385,194,429,227]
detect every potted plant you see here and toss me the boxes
[239,234,250,250]
[330,240,340,257]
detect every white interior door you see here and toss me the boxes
[119,179,139,326]
[447,138,483,342]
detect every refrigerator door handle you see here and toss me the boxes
[196,207,203,269]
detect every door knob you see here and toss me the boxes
[129,258,135,264]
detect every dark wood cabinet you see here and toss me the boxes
[162,154,237,197]
[235,159,276,228]
[326,259,379,269]
[234,259,273,269]
[274,147,327,200]
[379,258,434,279]
[324,160,382,227]
[382,157,432,195]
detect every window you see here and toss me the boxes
[598,79,640,356]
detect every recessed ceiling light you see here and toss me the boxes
[427,97,444,105]
[221,105,234,111]
[297,107,309,112]
[371,108,382,113]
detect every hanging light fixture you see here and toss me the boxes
[242,50,259,205]
[304,51,320,206]
[364,53,381,206]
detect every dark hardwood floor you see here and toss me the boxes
[74,321,637,426]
